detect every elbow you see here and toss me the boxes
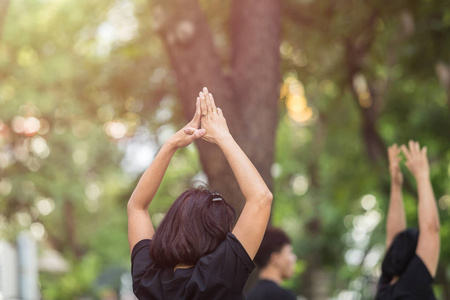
[127,196,150,214]
[265,191,273,204]
[422,221,440,234]
[258,190,273,206]
[127,198,141,215]
[127,200,134,216]
[246,190,273,206]
[432,222,440,233]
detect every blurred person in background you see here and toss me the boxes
[127,87,273,300]
[246,226,297,300]
[375,141,440,300]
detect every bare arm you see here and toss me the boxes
[127,98,205,252]
[402,141,440,277]
[219,135,273,259]
[386,144,407,249]
[199,88,273,259]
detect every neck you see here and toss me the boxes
[174,263,193,271]
[390,276,399,285]
[259,265,283,285]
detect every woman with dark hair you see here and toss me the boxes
[376,141,440,299]
[127,87,273,299]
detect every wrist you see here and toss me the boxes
[391,180,402,187]
[164,138,179,152]
[215,134,233,147]
[415,173,430,183]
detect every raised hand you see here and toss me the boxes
[198,87,231,144]
[388,144,403,186]
[401,140,429,180]
[167,96,205,149]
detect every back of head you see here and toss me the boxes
[254,226,292,269]
[381,228,419,280]
[150,186,236,269]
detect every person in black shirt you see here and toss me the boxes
[246,227,297,300]
[375,142,440,300]
[127,87,273,300]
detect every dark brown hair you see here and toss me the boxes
[150,187,236,268]
[254,226,291,269]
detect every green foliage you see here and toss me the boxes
[41,254,101,299]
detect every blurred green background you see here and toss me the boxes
[1,0,449,299]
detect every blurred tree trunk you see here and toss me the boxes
[343,12,387,163]
[0,0,9,40]
[153,0,281,214]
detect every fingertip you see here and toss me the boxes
[184,128,191,134]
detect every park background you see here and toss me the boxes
[1,0,450,299]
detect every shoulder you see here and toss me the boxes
[391,255,436,300]
[131,239,154,292]
[202,233,255,272]
[132,239,152,260]
[400,255,434,284]
[225,232,256,271]
[247,280,296,300]
[193,233,255,292]
[268,282,296,299]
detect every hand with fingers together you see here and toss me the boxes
[167,96,205,149]
[401,140,429,181]
[388,144,403,186]
[198,87,231,145]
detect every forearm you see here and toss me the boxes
[217,135,272,202]
[386,182,406,242]
[417,176,440,232]
[128,141,177,209]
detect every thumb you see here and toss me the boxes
[191,129,206,140]
[184,127,198,135]
[186,129,205,143]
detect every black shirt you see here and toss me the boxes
[376,255,436,300]
[245,279,296,300]
[131,232,255,300]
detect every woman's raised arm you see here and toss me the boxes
[199,88,273,259]
[127,97,205,252]
[385,144,407,249]
[402,141,440,277]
